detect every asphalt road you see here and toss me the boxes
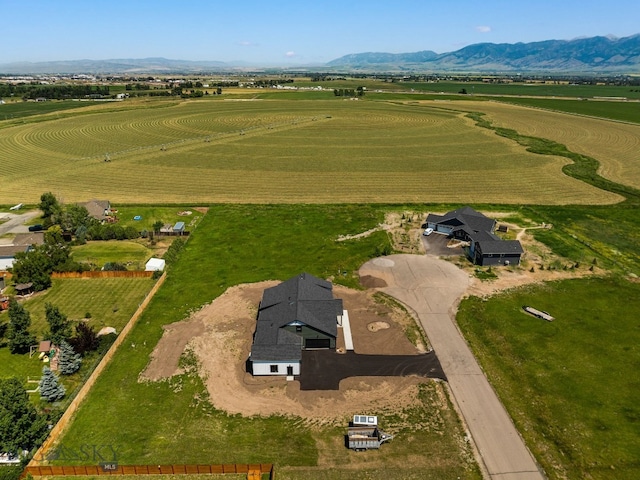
[0,210,41,237]
[360,254,545,480]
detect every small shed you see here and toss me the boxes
[145,258,166,272]
[173,221,186,234]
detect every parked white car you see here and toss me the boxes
[423,227,434,236]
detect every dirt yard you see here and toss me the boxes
[140,281,429,424]
[140,209,597,422]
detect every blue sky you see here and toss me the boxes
[3,0,639,65]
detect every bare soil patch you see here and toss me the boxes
[140,281,427,423]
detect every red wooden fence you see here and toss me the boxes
[22,463,274,479]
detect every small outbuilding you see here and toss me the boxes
[173,221,186,234]
[145,258,166,272]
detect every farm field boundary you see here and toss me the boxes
[22,464,274,479]
[441,100,640,191]
[28,273,167,468]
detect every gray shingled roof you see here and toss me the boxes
[251,273,342,361]
[437,206,496,233]
[477,240,524,255]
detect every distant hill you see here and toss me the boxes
[2,35,639,74]
[0,57,229,75]
[327,35,640,72]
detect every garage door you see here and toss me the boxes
[305,338,331,349]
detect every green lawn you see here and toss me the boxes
[71,241,153,270]
[457,276,640,479]
[113,206,204,232]
[22,277,155,336]
[0,277,155,388]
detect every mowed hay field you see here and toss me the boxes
[444,100,640,190]
[0,98,621,205]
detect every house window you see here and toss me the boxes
[296,325,302,332]
[270,365,278,373]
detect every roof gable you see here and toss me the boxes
[252,273,342,360]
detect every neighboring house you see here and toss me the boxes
[13,232,45,247]
[0,244,31,271]
[250,272,344,376]
[80,199,111,221]
[426,206,524,266]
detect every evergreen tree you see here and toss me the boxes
[39,367,65,402]
[7,298,36,354]
[45,303,72,345]
[57,341,82,375]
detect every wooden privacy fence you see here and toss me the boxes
[22,464,274,479]
[52,271,155,279]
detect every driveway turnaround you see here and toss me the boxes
[300,350,445,390]
[360,255,545,480]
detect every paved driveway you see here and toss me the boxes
[360,255,545,480]
[300,350,445,390]
[0,210,41,237]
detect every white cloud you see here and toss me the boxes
[475,26,492,33]
[285,51,296,58]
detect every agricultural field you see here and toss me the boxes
[4,88,640,479]
[442,100,640,190]
[499,96,640,124]
[0,97,621,205]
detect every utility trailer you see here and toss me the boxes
[347,426,393,451]
[523,305,554,322]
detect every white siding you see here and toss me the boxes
[252,360,300,376]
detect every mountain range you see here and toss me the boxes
[1,35,639,74]
[327,35,640,72]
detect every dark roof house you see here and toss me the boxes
[250,272,344,376]
[426,206,496,239]
[426,206,524,266]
